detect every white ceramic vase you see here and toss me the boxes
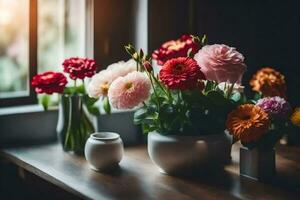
[84,132,123,171]
[147,131,232,174]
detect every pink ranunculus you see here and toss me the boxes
[108,71,151,109]
[194,44,247,83]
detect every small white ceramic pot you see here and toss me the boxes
[148,131,232,174]
[84,132,123,171]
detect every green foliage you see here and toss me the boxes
[39,94,51,111]
[134,80,242,136]
[83,95,100,116]
[63,84,100,116]
[63,84,85,94]
[103,96,111,114]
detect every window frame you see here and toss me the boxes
[0,0,94,108]
[0,0,38,107]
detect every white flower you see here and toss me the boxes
[87,59,136,98]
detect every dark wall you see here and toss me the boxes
[148,0,190,52]
[93,0,135,68]
[194,0,300,105]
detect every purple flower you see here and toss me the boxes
[256,96,292,119]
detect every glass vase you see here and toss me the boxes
[56,94,95,154]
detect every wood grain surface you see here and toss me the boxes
[1,143,300,200]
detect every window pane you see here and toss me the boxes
[38,0,86,73]
[0,0,29,98]
[38,0,64,72]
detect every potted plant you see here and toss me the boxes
[88,34,248,174]
[31,57,100,153]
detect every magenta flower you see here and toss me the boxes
[256,96,292,119]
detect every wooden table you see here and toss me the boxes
[1,143,300,200]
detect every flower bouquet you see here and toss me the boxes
[87,34,248,174]
[226,67,299,181]
[32,57,99,153]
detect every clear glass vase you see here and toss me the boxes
[56,94,95,153]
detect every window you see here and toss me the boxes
[38,0,87,72]
[0,0,89,107]
[0,0,34,106]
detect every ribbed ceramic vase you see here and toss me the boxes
[147,131,232,174]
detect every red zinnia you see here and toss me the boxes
[32,71,67,94]
[152,35,200,65]
[159,57,206,90]
[63,57,97,80]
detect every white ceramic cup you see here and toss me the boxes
[84,132,123,171]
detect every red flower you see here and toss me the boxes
[63,57,97,80]
[32,71,67,94]
[152,35,200,65]
[159,57,206,90]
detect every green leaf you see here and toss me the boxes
[201,34,207,45]
[87,106,100,116]
[142,112,159,124]
[141,124,157,134]
[253,92,262,101]
[240,93,248,104]
[206,90,227,105]
[134,107,148,121]
[187,48,194,57]
[63,87,73,94]
[75,84,85,94]
[230,92,241,102]
[124,44,136,56]
[204,80,217,93]
[83,95,98,106]
[39,94,50,111]
[103,97,111,114]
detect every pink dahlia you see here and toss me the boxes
[152,35,200,65]
[108,71,151,109]
[256,96,292,119]
[63,57,97,80]
[194,44,246,83]
[159,57,206,90]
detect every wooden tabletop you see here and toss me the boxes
[1,143,300,200]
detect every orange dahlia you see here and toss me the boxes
[291,107,300,127]
[249,67,286,98]
[226,104,270,143]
